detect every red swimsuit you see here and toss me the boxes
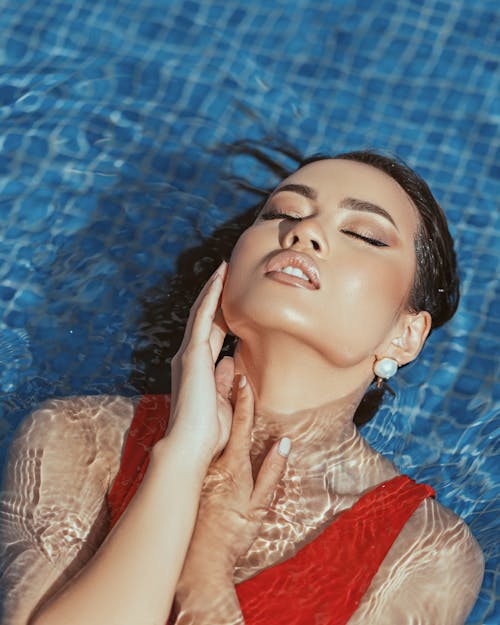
[107,395,435,624]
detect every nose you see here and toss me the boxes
[280,218,329,255]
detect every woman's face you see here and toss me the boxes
[222,158,420,368]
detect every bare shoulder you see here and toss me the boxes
[351,495,484,624]
[9,394,137,491]
[403,496,484,576]
[0,395,138,624]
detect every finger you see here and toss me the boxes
[209,307,230,362]
[251,438,290,509]
[180,261,227,352]
[214,356,235,401]
[171,263,228,414]
[222,375,254,460]
[189,263,228,346]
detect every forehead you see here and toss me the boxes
[279,158,419,232]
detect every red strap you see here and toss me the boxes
[236,475,434,625]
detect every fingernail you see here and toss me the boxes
[238,374,247,388]
[210,261,226,282]
[278,437,291,458]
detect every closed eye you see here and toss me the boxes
[260,210,303,222]
[341,229,388,247]
[261,212,389,247]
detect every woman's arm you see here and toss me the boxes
[173,376,290,625]
[31,262,233,625]
[0,395,132,625]
[28,434,211,625]
[0,396,211,625]
[348,498,484,624]
[2,262,236,625]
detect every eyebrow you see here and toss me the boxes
[271,184,398,231]
[271,183,318,201]
[339,197,399,231]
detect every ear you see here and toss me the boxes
[386,310,432,366]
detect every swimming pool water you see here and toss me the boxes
[0,0,498,622]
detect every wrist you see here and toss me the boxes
[179,544,233,589]
[151,431,211,481]
[175,569,240,624]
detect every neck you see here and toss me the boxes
[233,340,391,495]
[234,336,373,415]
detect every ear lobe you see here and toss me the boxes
[390,310,432,366]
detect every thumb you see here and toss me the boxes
[214,356,235,400]
[251,438,291,509]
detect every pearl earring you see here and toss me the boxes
[373,357,398,388]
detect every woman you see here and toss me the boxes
[0,150,484,625]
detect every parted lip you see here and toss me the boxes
[264,250,321,289]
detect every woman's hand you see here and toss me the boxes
[168,261,234,464]
[173,377,291,622]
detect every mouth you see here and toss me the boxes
[264,250,321,290]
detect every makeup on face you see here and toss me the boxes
[222,159,419,381]
[259,184,403,250]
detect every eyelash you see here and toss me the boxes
[341,230,388,248]
[260,211,388,248]
[261,210,302,222]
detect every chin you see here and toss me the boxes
[223,296,312,353]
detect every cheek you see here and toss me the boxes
[342,261,409,311]
[317,259,413,362]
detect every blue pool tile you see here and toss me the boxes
[0,286,16,302]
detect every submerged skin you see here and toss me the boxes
[0,160,484,624]
[1,395,483,624]
[0,396,134,624]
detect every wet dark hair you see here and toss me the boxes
[129,142,459,424]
